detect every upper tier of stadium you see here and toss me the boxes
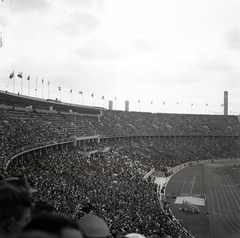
[1,89,240,167]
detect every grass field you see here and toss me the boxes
[165,159,240,238]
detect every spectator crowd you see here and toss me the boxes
[1,106,240,237]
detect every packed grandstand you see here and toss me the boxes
[1,91,240,238]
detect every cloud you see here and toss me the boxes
[6,0,50,13]
[132,38,156,52]
[199,58,233,72]
[56,11,101,35]
[75,39,123,60]
[62,0,104,10]
[226,27,240,50]
[196,51,233,72]
[42,58,120,102]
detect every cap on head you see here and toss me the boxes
[78,214,109,238]
[124,234,146,238]
[3,175,38,193]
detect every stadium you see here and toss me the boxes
[0,90,240,238]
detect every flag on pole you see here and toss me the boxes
[115,97,117,100]
[138,100,140,103]
[27,75,30,81]
[9,71,14,79]
[17,72,23,78]
[91,93,94,97]
[151,101,153,104]
[48,80,50,86]
[221,104,224,107]
[58,87,61,91]
[102,96,104,99]
[206,103,208,106]
[191,103,193,106]
[163,101,165,105]
[79,91,83,94]
[42,79,44,83]
[70,89,72,93]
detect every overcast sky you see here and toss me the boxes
[0,0,240,114]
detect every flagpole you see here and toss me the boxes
[59,87,61,101]
[221,104,224,115]
[21,73,23,95]
[35,78,37,97]
[79,92,83,104]
[13,75,15,93]
[91,93,94,106]
[102,96,105,108]
[42,80,44,99]
[28,78,30,96]
[48,81,50,99]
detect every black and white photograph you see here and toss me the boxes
[0,1,240,238]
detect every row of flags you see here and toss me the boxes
[58,87,109,100]
[9,71,22,79]
[9,71,46,83]
[9,71,104,99]
[58,87,94,97]
[138,101,209,106]
[8,71,212,107]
